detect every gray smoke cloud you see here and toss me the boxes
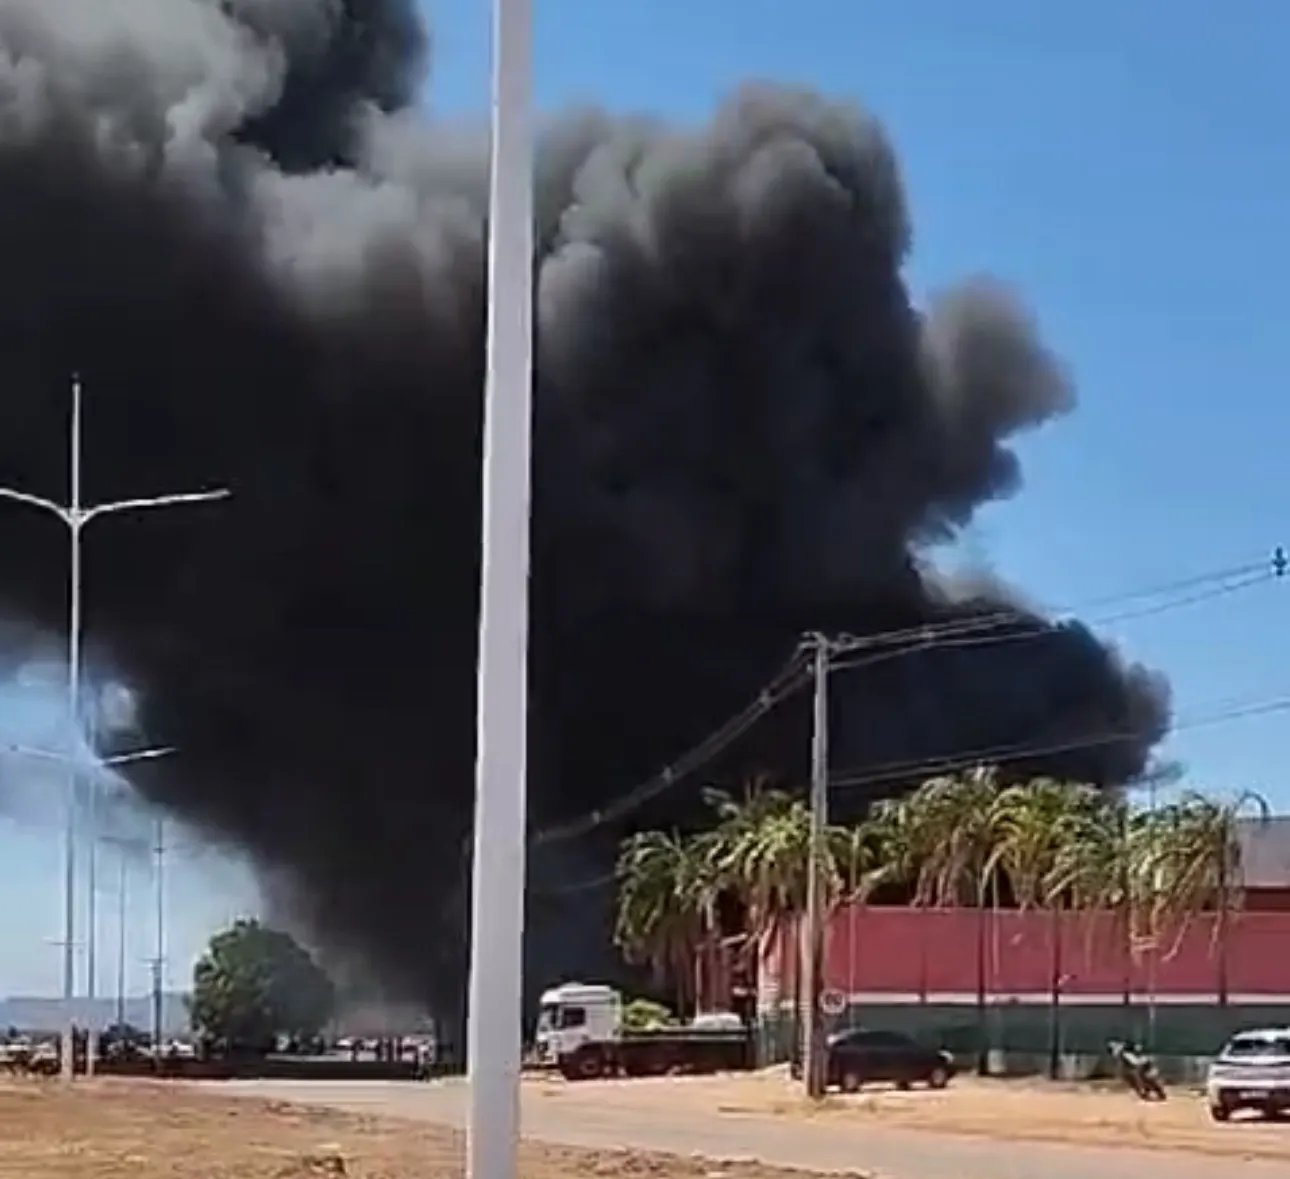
[0,0,1169,1015]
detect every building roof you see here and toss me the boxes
[1238,816,1290,889]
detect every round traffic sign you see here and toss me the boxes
[819,989,847,1016]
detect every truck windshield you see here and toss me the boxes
[537,1004,557,1032]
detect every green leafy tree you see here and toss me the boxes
[614,829,718,1010]
[189,919,337,1053]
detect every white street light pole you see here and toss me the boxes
[86,744,174,1035]
[86,705,97,1009]
[92,830,143,1033]
[151,814,166,1063]
[466,0,534,1176]
[116,849,128,1029]
[6,741,177,1077]
[0,373,227,1082]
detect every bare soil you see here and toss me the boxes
[0,1080,872,1179]
[523,1070,1290,1161]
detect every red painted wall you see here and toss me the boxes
[761,904,1290,1000]
[1246,887,1290,913]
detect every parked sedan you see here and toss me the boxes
[825,1028,955,1092]
[1206,1027,1290,1120]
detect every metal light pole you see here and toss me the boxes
[88,746,174,1074]
[0,373,228,1081]
[466,0,534,1176]
[89,832,140,1051]
[96,748,175,1076]
[8,742,175,1076]
[151,815,166,1061]
[116,850,128,1028]
[86,706,97,1008]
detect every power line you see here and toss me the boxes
[828,695,1290,796]
[532,646,812,845]
[827,557,1274,659]
[534,554,1280,844]
[829,567,1274,677]
[541,692,1290,898]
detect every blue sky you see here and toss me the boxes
[2,0,1289,995]
[426,0,1289,782]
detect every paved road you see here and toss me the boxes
[212,1080,1286,1179]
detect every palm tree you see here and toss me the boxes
[613,828,720,1012]
[1145,789,1271,1005]
[988,779,1098,1076]
[1052,793,1145,1019]
[821,819,890,1012]
[708,788,831,1055]
[860,793,933,903]
[831,821,887,906]
[988,780,1095,906]
[887,766,1010,1073]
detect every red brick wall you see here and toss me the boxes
[760,903,1290,1001]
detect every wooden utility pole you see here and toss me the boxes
[801,634,830,1099]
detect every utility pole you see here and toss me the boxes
[801,633,830,1099]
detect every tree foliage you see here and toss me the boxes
[612,770,1270,1004]
[622,997,674,1030]
[189,918,337,1052]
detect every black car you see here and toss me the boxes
[825,1028,955,1092]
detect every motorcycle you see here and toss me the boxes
[1108,1039,1166,1101]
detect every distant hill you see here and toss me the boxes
[0,993,190,1036]
[0,993,434,1040]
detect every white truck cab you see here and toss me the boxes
[534,982,621,1064]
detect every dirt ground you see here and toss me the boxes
[520,1070,1290,1161]
[0,1080,871,1179]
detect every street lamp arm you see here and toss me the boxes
[0,486,72,523]
[6,743,176,767]
[4,743,63,763]
[101,746,176,768]
[84,487,231,523]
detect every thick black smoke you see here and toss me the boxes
[0,0,1169,1011]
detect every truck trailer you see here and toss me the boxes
[533,981,753,1080]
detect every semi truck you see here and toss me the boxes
[533,981,753,1080]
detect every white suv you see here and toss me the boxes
[1206,1027,1290,1121]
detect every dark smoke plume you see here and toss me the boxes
[0,0,1169,1012]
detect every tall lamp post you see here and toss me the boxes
[149,814,168,1067]
[8,742,175,1077]
[0,373,228,1081]
[93,831,136,1034]
[466,0,534,1177]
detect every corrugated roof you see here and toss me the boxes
[1238,816,1290,889]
